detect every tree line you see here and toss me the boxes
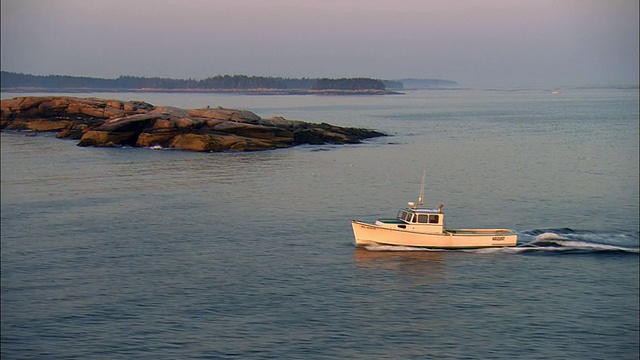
[312,78,386,90]
[1,72,397,90]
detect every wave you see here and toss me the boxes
[363,228,639,255]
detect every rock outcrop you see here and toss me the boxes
[0,96,386,152]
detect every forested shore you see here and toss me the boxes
[1,72,458,93]
[1,72,403,91]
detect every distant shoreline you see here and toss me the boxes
[0,87,404,95]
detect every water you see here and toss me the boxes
[2,88,638,359]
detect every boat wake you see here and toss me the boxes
[364,245,445,252]
[363,228,639,255]
[515,228,639,254]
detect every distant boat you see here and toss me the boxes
[351,172,518,249]
[551,90,561,95]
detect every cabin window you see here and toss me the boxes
[429,215,439,224]
[398,210,411,222]
[417,214,428,223]
[404,212,414,222]
[398,211,413,223]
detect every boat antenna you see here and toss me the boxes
[418,169,426,206]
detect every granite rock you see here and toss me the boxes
[1,96,386,152]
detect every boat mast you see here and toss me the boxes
[418,169,426,206]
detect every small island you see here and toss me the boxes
[0,96,386,152]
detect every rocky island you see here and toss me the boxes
[0,96,386,152]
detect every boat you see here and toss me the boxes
[351,172,518,249]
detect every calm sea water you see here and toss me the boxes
[2,88,638,359]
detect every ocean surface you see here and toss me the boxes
[1,88,639,359]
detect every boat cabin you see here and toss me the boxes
[398,208,443,226]
[376,205,445,234]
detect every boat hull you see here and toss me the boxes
[351,220,517,249]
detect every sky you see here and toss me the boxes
[1,0,638,88]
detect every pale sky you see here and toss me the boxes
[1,0,638,88]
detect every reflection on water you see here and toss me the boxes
[353,248,446,281]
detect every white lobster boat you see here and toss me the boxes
[351,173,518,249]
